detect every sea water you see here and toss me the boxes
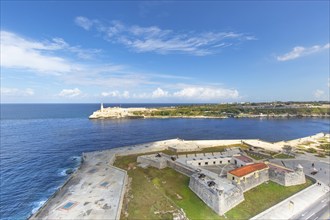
[0,104,329,219]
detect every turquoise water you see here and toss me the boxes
[0,104,329,219]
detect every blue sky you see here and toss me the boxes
[1,1,329,103]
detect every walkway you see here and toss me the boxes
[30,151,127,220]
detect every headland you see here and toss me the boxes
[89,102,330,119]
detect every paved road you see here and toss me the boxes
[290,192,330,220]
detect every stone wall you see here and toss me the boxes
[233,169,270,192]
[219,187,244,214]
[268,169,286,185]
[168,146,200,153]
[189,174,222,214]
[186,157,233,167]
[269,167,306,186]
[167,160,196,176]
[189,174,244,215]
[284,169,306,186]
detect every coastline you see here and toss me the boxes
[29,132,329,219]
[89,114,330,120]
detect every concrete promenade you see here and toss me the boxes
[30,151,127,220]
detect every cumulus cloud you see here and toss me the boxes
[58,88,81,97]
[173,87,239,100]
[151,88,169,98]
[128,86,239,101]
[101,90,130,98]
[74,16,256,56]
[314,89,325,99]
[0,87,34,96]
[74,16,95,30]
[277,43,329,61]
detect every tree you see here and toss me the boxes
[282,145,293,155]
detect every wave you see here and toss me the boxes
[58,167,78,177]
[31,200,46,214]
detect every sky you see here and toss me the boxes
[0,1,329,103]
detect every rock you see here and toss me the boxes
[65,168,74,175]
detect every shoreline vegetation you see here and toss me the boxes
[89,101,330,119]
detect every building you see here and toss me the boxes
[136,150,306,216]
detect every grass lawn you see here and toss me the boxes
[245,151,268,160]
[273,153,295,159]
[225,179,312,219]
[114,154,313,220]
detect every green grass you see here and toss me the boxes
[273,153,295,159]
[317,137,330,144]
[225,179,312,219]
[114,154,312,220]
[301,141,315,146]
[317,143,330,150]
[305,148,318,153]
[245,151,268,160]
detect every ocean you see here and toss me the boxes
[0,104,329,220]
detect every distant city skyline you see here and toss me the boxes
[1,1,329,103]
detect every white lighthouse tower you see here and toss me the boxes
[100,103,104,112]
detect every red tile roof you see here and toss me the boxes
[234,155,253,163]
[229,163,268,177]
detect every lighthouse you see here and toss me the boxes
[100,103,104,112]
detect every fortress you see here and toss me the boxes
[137,148,306,215]
[89,103,153,119]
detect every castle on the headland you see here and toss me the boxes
[89,103,154,119]
[137,148,305,215]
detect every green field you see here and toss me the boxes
[273,153,295,159]
[114,154,313,220]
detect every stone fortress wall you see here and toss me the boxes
[268,163,306,186]
[137,148,306,216]
[188,173,245,215]
[231,168,270,192]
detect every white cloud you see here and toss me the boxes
[1,31,192,90]
[74,16,95,30]
[1,31,75,74]
[314,89,325,99]
[277,43,329,61]
[101,90,130,98]
[74,16,255,56]
[0,31,100,78]
[0,31,154,88]
[173,87,239,100]
[1,87,34,96]
[130,86,239,101]
[58,88,81,97]
[151,88,169,98]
